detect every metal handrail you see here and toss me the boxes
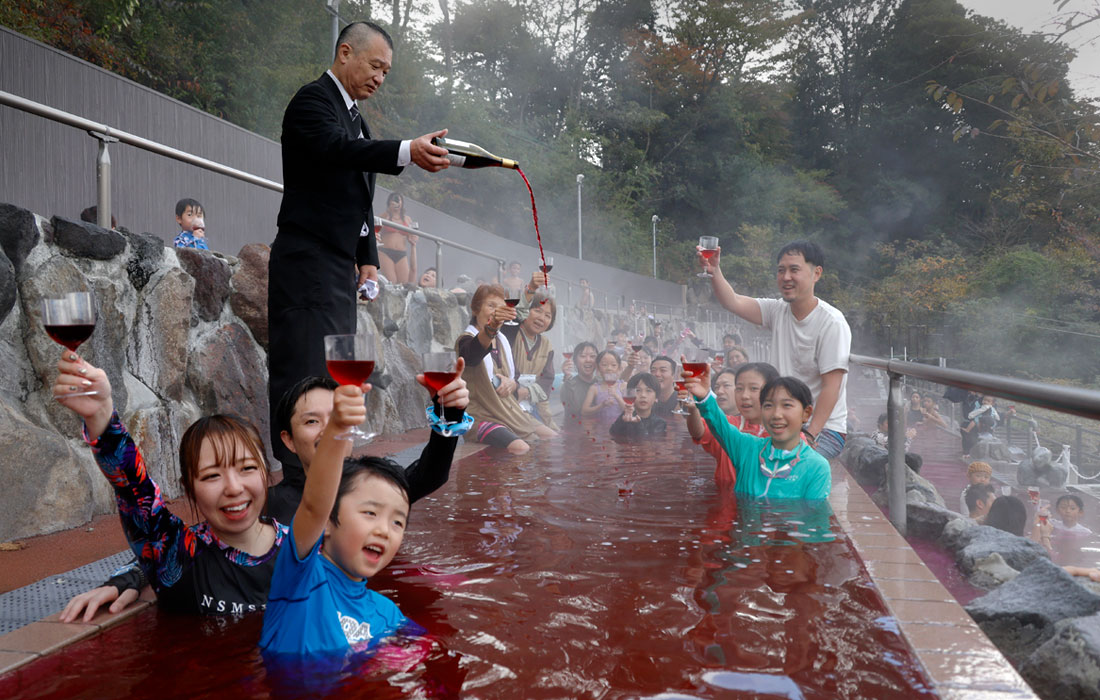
[851,353,1100,536]
[373,216,505,285]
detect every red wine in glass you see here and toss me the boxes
[45,323,95,352]
[672,380,691,416]
[623,396,635,406]
[42,293,99,398]
[698,236,719,278]
[630,344,643,353]
[324,333,378,443]
[563,352,573,360]
[327,359,375,386]
[683,361,709,377]
[423,370,459,395]
[503,297,520,326]
[675,380,687,392]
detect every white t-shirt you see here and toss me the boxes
[757,297,851,433]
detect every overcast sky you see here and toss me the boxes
[962,0,1100,100]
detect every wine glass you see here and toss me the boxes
[672,379,691,416]
[324,333,377,444]
[536,257,554,299]
[698,236,719,277]
[43,292,99,397]
[562,351,574,375]
[503,297,520,326]
[422,351,462,436]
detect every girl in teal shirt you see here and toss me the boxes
[686,370,831,500]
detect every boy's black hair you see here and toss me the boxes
[965,483,997,513]
[877,413,889,427]
[329,456,410,526]
[985,495,1027,537]
[1055,493,1085,511]
[573,340,598,358]
[175,198,203,217]
[760,376,814,409]
[735,362,780,385]
[275,375,339,435]
[626,372,660,394]
[650,354,676,371]
[776,240,825,268]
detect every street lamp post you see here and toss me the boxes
[576,174,584,260]
[326,0,341,53]
[651,214,659,278]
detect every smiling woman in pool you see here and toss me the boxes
[53,350,284,614]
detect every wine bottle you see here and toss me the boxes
[432,137,519,170]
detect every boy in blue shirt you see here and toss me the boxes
[686,368,831,500]
[172,198,209,250]
[261,383,419,655]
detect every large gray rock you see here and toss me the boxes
[948,523,1049,573]
[401,289,435,354]
[421,286,466,349]
[0,203,40,274]
[966,558,1100,665]
[906,501,959,541]
[186,321,270,459]
[0,397,96,541]
[381,338,429,432]
[50,216,125,260]
[0,247,15,327]
[1021,612,1100,700]
[128,268,194,402]
[969,552,1020,590]
[123,231,166,291]
[176,248,232,322]
[1018,445,1069,488]
[123,400,199,501]
[229,243,269,348]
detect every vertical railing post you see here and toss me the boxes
[434,241,443,288]
[1076,424,1084,479]
[89,129,117,229]
[887,371,908,535]
[497,259,505,284]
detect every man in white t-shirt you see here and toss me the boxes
[700,240,851,458]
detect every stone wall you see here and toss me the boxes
[0,202,710,542]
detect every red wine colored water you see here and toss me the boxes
[504,298,520,308]
[45,323,95,351]
[327,359,375,386]
[516,167,549,289]
[683,362,709,377]
[423,370,459,395]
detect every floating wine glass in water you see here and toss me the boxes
[698,236,719,278]
[43,292,99,397]
[503,297,520,326]
[324,333,377,444]
[422,351,462,436]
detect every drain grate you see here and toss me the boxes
[0,550,134,636]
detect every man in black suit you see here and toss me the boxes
[268,21,450,474]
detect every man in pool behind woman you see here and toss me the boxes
[684,364,831,499]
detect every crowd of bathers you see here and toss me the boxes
[48,237,848,661]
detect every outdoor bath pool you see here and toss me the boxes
[0,422,936,699]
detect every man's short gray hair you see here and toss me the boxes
[335,21,393,59]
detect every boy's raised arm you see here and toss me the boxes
[292,385,366,559]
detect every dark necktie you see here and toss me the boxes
[349,104,362,138]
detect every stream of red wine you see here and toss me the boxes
[515,167,548,290]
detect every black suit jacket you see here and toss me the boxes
[276,73,403,267]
